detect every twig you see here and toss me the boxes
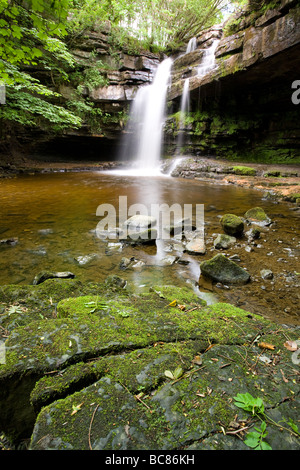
[88,404,99,450]
[121,382,153,412]
[226,425,251,436]
[134,393,152,412]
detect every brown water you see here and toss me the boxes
[0,171,299,324]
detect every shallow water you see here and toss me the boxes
[0,171,299,324]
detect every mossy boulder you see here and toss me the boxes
[200,254,250,285]
[220,214,244,236]
[244,207,271,226]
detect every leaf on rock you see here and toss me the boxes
[284,340,298,352]
[164,370,174,379]
[71,403,83,415]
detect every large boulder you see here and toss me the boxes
[200,254,250,284]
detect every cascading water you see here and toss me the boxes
[186,37,197,54]
[119,57,173,175]
[198,39,219,76]
[176,77,190,155]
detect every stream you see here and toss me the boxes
[0,170,299,325]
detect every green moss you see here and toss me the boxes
[284,193,300,202]
[220,213,244,236]
[232,166,256,176]
[244,207,270,222]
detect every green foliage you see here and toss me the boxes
[0,0,71,80]
[164,366,184,380]
[234,392,264,415]
[234,392,300,450]
[0,88,81,131]
[244,421,272,450]
[68,0,227,50]
[82,67,108,90]
[66,93,103,133]
[0,0,81,131]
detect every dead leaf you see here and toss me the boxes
[124,424,130,436]
[192,355,202,366]
[284,340,298,352]
[71,403,83,415]
[280,369,288,383]
[178,304,186,311]
[258,342,275,350]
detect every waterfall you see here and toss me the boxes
[186,37,197,54]
[176,77,190,155]
[198,40,219,76]
[120,57,173,175]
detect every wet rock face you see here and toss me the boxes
[168,2,300,164]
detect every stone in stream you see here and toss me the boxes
[0,281,299,450]
[244,207,271,227]
[213,233,236,249]
[119,257,135,270]
[75,253,99,265]
[260,269,274,280]
[122,215,157,244]
[124,215,157,229]
[185,236,206,255]
[0,237,18,245]
[33,271,75,285]
[200,254,250,285]
[220,214,244,237]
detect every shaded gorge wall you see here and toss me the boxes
[165,0,300,164]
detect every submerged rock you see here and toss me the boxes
[33,271,75,285]
[185,237,206,255]
[220,214,244,236]
[214,233,236,249]
[0,237,18,245]
[125,227,158,245]
[260,269,274,280]
[200,254,250,285]
[124,214,157,229]
[74,253,99,265]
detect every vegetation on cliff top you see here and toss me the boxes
[0,0,242,136]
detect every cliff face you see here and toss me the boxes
[167,0,300,163]
[12,1,300,164]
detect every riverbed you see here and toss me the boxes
[0,170,299,325]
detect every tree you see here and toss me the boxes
[68,0,228,50]
[0,0,81,133]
